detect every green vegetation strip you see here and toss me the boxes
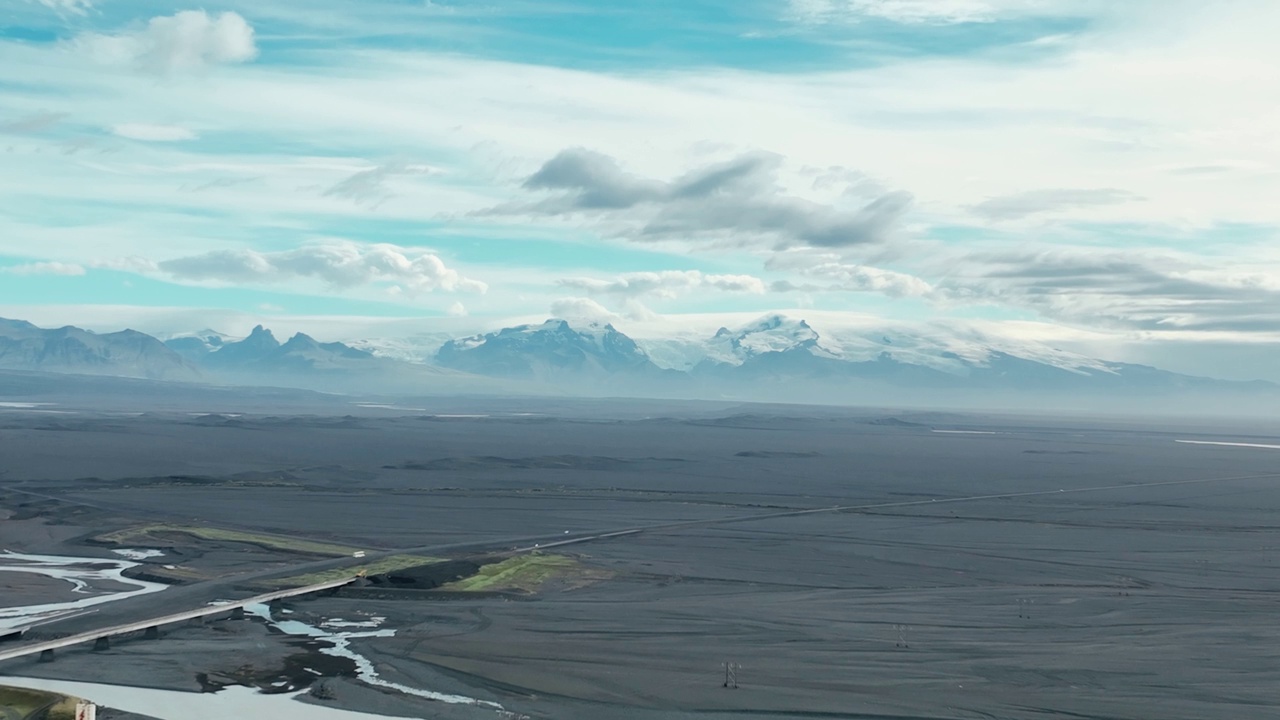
[265,554,444,588]
[443,554,578,593]
[97,524,361,557]
[0,685,79,720]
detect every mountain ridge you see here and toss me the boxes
[0,316,1271,408]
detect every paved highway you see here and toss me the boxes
[0,577,356,664]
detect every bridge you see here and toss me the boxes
[0,576,358,664]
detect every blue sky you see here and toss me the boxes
[2,0,1279,378]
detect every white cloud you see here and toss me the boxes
[558,270,768,299]
[935,249,1280,334]
[111,123,198,142]
[549,297,622,323]
[156,241,487,294]
[77,11,258,74]
[1,112,67,134]
[767,251,936,298]
[4,261,86,276]
[971,188,1143,221]
[447,300,468,317]
[323,162,443,208]
[800,263,936,298]
[32,0,93,17]
[786,0,1068,25]
[93,256,161,273]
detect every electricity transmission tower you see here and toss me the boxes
[1017,598,1033,619]
[722,661,741,689]
[894,624,910,648]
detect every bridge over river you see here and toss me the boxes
[0,576,357,664]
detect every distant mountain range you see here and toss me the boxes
[432,314,1272,403]
[162,325,494,394]
[174,325,376,372]
[0,315,1271,409]
[0,318,197,381]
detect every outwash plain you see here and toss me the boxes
[2,377,1280,719]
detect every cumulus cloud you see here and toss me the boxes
[447,301,468,317]
[155,242,486,294]
[111,123,198,142]
[549,297,622,323]
[558,270,768,299]
[3,261,86,276]
[77,10,258,75]
[972,188,1143,221]
[1,112,67,134]
[484,149,913,249]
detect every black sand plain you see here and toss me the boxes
[2,384,1280,719]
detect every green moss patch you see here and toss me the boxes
[96,525,361,557]
[443,554,600,594]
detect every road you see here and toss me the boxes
[0,577,357,664]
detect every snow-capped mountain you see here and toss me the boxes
[676,313,1265,396]
[678,313,1113,377]
[0,314,1271,409]
[163,329,236,363]
[159,324,501,394]
[436,319,663,379]
[426,313,1272,404]
[699,315,841,368]
[344,334,455,364]
[675,313,1213,389]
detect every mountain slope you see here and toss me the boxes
[0,318,198,381]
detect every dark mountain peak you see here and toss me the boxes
[282,332,321,351]
[242,325,281,349]
[200,325,375,373]
[205,325,281,366]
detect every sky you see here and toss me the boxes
[2,0,1279,379]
